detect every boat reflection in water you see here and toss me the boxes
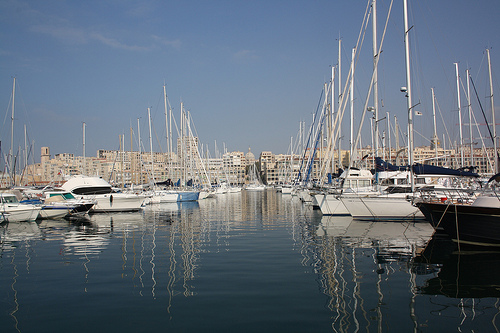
[415,231,500,299]
[0,220,42,247]
[311,216,435,332]
[311,216,500,332]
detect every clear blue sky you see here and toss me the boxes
[1,0,499,164]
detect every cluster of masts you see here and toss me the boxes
[291,0,497,190]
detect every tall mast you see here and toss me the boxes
[487,48,497,173]
[163,84,169,155]
[148,107,154,185]
[350,47,355,158]
[372,0,379,159]
[163,83,172,180]
[466,69,474,166]
[130,127,133,186]
[10,77,15,184]
[180,102,185,186]
[395,115,400,160]
[331,65,335,174]
[454,62,464,166]
[338,38,343,169]
[82,122,86,175]
[403,0,414,191]
[431,88,438,160]
[121,133,125,188]
[137,118,142,184]
[169,102,173,177]
[386,111,391,162]
[24,124,28,177]
[290,136,293,183]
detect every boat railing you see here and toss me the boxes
[414,187,476,205]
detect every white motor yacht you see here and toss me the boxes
[61,175,146,213]
[0,192,41,222]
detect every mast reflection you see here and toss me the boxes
[309,216,435,332]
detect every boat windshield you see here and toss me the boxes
[63,193,76,200]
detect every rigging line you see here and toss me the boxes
[472,50,487,88]
[470,104,495,172]
[434,95,458,165]
[295,88,324,183]
[358,195,379,220]
[469,75,495,146]
[1,92,13,132]
[306,84,332,183]
[329,1,373,163]
[152,119,164,154]
[336,0,393,183]
[413,129,431,144]
[15,81,36,146]
[435,201,452,230]
[414,0,456,96]
[150,98,166,155]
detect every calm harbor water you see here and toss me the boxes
[1,190,500,332]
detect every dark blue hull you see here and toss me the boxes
[417,202,500,247]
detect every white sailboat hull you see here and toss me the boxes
[150,191,178,203]
[314,193,351,215]
[245,185,265,191]
[341,194,425,221]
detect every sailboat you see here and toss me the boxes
[416,50,500,247]
[339,0,429,221]
[146,103,181,204]
[245,163,265,191]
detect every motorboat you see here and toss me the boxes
[61,175,146,213]
[42,190,95,218]
[0,192,41,222]
[21,197,71,220]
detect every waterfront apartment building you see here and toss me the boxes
[14,143,249,187]
[5,143,498,187]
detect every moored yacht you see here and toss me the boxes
[61,175,146,213]
[312,168,374,215]
[416,174,500,247]
[0,192,41,222]
[42,190,95,218]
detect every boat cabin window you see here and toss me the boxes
[49,193,77,200]
[1,195,19,204]
[73,186,112,195]
[359,180,371,187]
[346,179,372,188]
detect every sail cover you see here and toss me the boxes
[375,157,479,177]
